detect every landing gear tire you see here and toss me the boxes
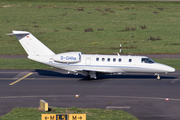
[157,74,161,80]
[87,75,97,80]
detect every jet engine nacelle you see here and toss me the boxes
[53,52,82,63]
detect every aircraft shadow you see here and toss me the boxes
[79,75,177,81]
[33,69,84,78]
[33,69,177,81]
[97,74,176,80]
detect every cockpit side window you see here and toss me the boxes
[141,58,155,63]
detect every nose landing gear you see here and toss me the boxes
[156,73,161,80]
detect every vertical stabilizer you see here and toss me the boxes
[12,31,55,56]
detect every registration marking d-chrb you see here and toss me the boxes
[9,72,33,85]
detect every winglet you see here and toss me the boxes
[12,31,30,35]
[7,31,30,36]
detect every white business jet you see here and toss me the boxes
[8,31,175,80]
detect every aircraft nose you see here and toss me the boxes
[164,66,175,72]
[156,63,175,73]
[168,67,175,72]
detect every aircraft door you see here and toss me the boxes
[85,57,91,65]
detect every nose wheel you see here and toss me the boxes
[157,74,161,80]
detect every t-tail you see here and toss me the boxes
[9,31,55,56]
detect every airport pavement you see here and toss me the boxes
[0,69,180,120]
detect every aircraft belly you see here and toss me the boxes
[120,66,164,73]
[47,63,124,73]
[45,63,168,73]
[50,64,77,71]
[82,66,124,73]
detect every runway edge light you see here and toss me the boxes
[76,94,79,98]
[165,97,169,101]
[40,99,48,111]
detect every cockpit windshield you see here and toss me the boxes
[141,58,155,63]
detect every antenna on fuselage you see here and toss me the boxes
[120,44,122,53]
[116,44,121,56]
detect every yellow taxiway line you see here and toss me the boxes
[9,72,33,85]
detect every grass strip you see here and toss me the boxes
[154,58,180,70]
[0,1,180,54]
[0,58,179,70]
[0,107,138,120]
[0,58,53,69]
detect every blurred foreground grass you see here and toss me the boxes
[0,107,138,120]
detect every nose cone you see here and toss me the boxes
[167,66,175,72]
[156,63,175,73]
[162,65,175,72]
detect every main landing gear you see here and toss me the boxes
[88,71,97,79]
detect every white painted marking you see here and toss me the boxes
[0,72,23,73]
[0,95,75,99]
[106,106,131,109]
[86,95,180,101]
[0,95,180,102]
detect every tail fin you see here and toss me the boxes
[11,31,55,56]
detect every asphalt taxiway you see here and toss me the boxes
[0,69,180,120]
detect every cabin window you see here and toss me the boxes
[119,58,121,62]
[102,58,105,62]
[113,58,116,62]
[141,58,155,63]
[79,54,81,60]
[129,59,132,62]
[107,58,110,62]
[96,58,99,61]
